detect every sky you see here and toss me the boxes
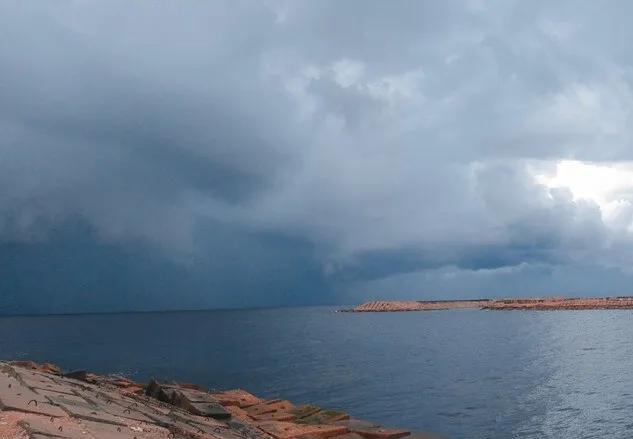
[3,1,633,313]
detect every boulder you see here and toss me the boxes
[62,370,88,382]
[145,378,173,402]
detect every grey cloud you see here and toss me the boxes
[344,263,633,303]
[2,0,633,305]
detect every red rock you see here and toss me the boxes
[8,361,60,375]
[288,405,323,419]
[407,433,450,439]
[41,363,61,374]
[2,359,441,439]
[257,421,348,439]
[352,300,486,312]
[335,420,380,429]
[482,296,633,311]
[252,412,297,422]
[225,404,255,421]
[297,410,349,424]
[246,400,295,416]
[331,434,367,439]
[213,389,262,407]
[8,361,39,370]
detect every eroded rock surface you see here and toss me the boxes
[0,360,447,439]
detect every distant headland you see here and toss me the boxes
[341,296,633,312]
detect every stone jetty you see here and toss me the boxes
[0,360,445,439]
[347,296,633,312]
[481,296,633,310]
[349,300,491,312]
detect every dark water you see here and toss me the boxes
[2,307,633,439]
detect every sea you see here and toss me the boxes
[2,306,633,439]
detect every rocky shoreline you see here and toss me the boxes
[0,360,445,439]
[346,296,633,312]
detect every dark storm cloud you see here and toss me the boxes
[2,0,633,308]
[0,1,305,249]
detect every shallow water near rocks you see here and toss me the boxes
[2,307,633,439]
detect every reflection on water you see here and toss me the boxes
[507,311,633,438]
[2,308,633,439]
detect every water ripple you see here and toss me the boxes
[2,308,633,438]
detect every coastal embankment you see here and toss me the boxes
[345,296,633,312]
[482,296,633,310]
[0,360,445,439]
[348,300,492,312]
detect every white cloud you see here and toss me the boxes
[536,160,633,221]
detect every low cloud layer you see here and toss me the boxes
[3,1,633,309]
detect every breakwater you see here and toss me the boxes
[346,296,633,312]
[482,296,633,310]
[0,360,445,439]
[348,300,492,312]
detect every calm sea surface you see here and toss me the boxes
[2,307,633,439]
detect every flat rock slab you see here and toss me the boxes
[227,420,274,439]
[57,402,127,426]
[177,390,219,404]
[82,420,171,439]
[21,379,77,396]
[168,418,225,438]
[53,375,99,391]
[72,388,123,406]
[10,365,56,376]
[406,433,449,439]
[246,401,295,417]
[0,392,66,418]
[212,390,262,408]
[186,420,232,437]
[252,412,296,422]
[73,388,143,414]
[133,409,173,428]
[288,406,322,420]
[297,410,349,425]
[96,402,155,424]
[0,371,24,391]
[191,402,231,419]
[0,375,66,418]
[330,434,366,439]
[172,412,228,429]
[334,420,380,430]
[350,427,410,439]
[35,390,93,408]
[18,418,87,439]
[257,421,348,439]
[12,370,56,385]
[224,405,253,421]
